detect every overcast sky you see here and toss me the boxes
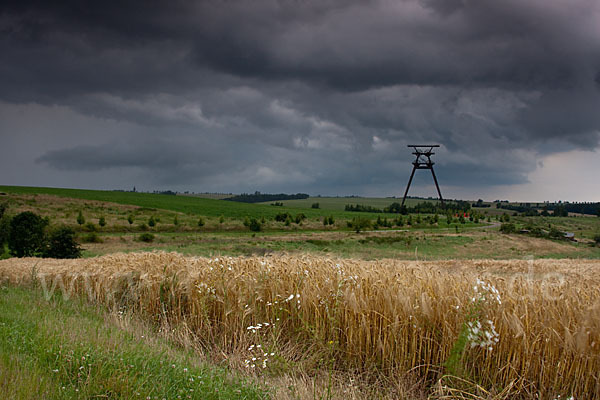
[1,0,599,201]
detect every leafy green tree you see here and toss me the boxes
[311,203,320,209]
[8,211,48,257]
[0,214,11,248]
[77,210,85,225]
[553,205,568,217]
[148,216,156,227]
[127,214,134,225]
[197,217,205,227]
[44,226,81,259]
[98,216,106,227]
[219,215,225,224]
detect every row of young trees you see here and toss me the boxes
[1,206,81,259]
[345,201,472,215]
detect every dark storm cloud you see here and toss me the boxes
[1,0,599,195]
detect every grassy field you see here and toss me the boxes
[0,186,486,232]
[77,229,600,260]
[0,284,267,400]
[0,185,387,221]
[2,187,598,261]
[260,197,513,216]
[2,253,599,399]
[258,197,437,210]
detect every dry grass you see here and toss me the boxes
[1,252,599,398]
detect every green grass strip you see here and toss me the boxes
[0,285,268,400]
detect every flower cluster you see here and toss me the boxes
[465,278,502,351]
[472,278,501,305]
[466,319,500,351]
[195,282,216,295]
[244,344,275,369]
[246,322,271,334]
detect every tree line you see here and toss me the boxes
[345,201,471,215]
[224,191,309,203]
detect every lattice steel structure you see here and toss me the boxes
[401,145,445,207]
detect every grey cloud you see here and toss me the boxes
[2,0,600,197]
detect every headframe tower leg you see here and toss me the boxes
[401,145,445,208]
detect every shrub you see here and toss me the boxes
[197,217,205,227]
[594,234,600,246]
[0,202,6,219]
[311,203,320,209]
[173,215,179,226]
[138,233,155,243]
[148,216,156,227]
[8,211,48,257]
[349,217,371,233]
[323,216,335,226]
[275,212,292,222]
[499,223,516,234]
[549,227,564,239]
[85,222,97,232]
[127,214,134,225]
[77,210,85,225]
[81,232,103,243]
[44,226,81,259]
[244,217,262,232]
[98,216,106,227]
[219,215,225,224]
[138,223,149,231]
[294,213,306,224]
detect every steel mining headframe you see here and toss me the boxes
[401,145,445,207]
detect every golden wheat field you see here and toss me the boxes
[1,252,599,398]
